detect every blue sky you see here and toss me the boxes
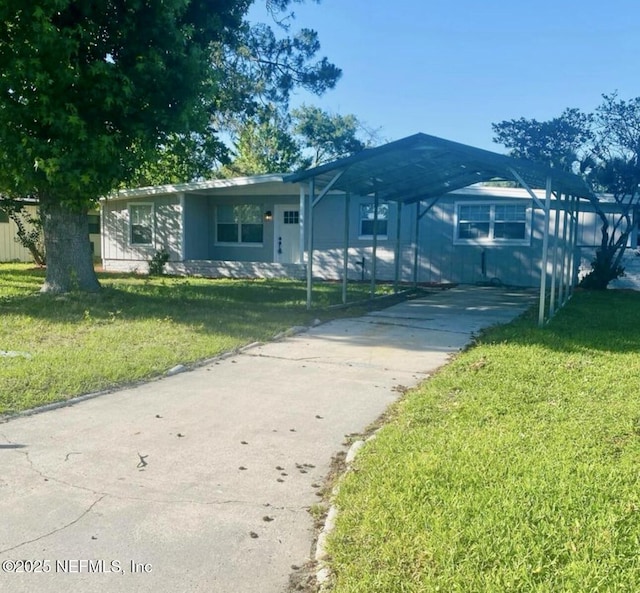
[249,0,640,152]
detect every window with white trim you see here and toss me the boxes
[129,204,154,245]
[216,204,263,244]
[455,202,529,244]
[359,202,389,238]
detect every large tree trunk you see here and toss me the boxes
[39,198,101,293]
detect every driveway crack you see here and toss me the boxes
[0,495,106,555]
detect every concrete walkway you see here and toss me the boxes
[0,286,536,593]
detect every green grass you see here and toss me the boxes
[0,264,393,415]
[328,289,640,592]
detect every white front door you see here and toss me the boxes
[273,205,301,263]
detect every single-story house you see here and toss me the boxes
[101,174,635,287]
[101,132,640,323]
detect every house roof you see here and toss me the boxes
[285,133,597,203]
[108,173,291,201]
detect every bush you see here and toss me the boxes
[148,249,170,276]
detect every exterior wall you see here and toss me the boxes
[0,207,34,262]
[102,189,300,268]
[311,193,409,281]
[416,198,541,287]
[183,194,209,259]
[101,179,631,288]
[101,194,182,266]
[310,190,604,288]
[207,194,289,263]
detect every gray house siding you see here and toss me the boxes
[102,194,182,271]
[409,200,539,287]
[183,194,209,259]
[101,176,630,287]
[310,192,545,287]
[102,177,302,275]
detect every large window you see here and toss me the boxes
[455,202,529,244]
[129,204,154,245]
[0,209,8,224]
[217,205,263,245]
[359,202,389,238]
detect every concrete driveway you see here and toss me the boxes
[0,286,536,593]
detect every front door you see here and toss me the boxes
[273,205,301,263]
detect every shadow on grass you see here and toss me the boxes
[0,267,383,333]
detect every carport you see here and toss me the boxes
[285,133,597,326]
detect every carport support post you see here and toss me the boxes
[394,201,402,293]
[558,193,570,306]
[549,192,562,316]
[370,192,379,300]
[413,202,421,286]
[569,195,580,289]
[306,178,315,310]
[342,192,350,304]
[538,177,552,326]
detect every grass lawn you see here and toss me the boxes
[0,264,391,415]
[328,289,640,592]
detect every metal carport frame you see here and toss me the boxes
[285,133,596,326]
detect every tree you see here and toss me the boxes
[292,104,369,166]
[492,96,640,289]
[0,0,340,292]
[129,132,231,188]
[492,108,594,173]
[221,103,375,177]
[581,94,640,288]
[222,106,309,176]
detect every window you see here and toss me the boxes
[129,204,154,245]
[88,214,100,235]
[458,204,490,239]
[455,202,529,244]
[359,202,389,238]
[283,210,299,225]
[217,205,263,244]
[0,209,8,224]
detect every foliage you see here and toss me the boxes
[221,106,309,176]
[329,290,640,592]
[493,95,640,289]
[0,1,340,291]
[148,249,170,276]
[129,133,231,188]
[292,104,370,166]
[0,0,243,205]
[492,108,594,173]
[211,19,341,129]
[222,103,374,176]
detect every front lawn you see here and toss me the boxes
[0,264,390,415]
[328,289,640,592]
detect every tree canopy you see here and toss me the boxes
[220,103,373,177]
[0,0,340,291]
[221,106,307,176]
[492,94,640,288]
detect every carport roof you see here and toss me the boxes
[285,133,596,203]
